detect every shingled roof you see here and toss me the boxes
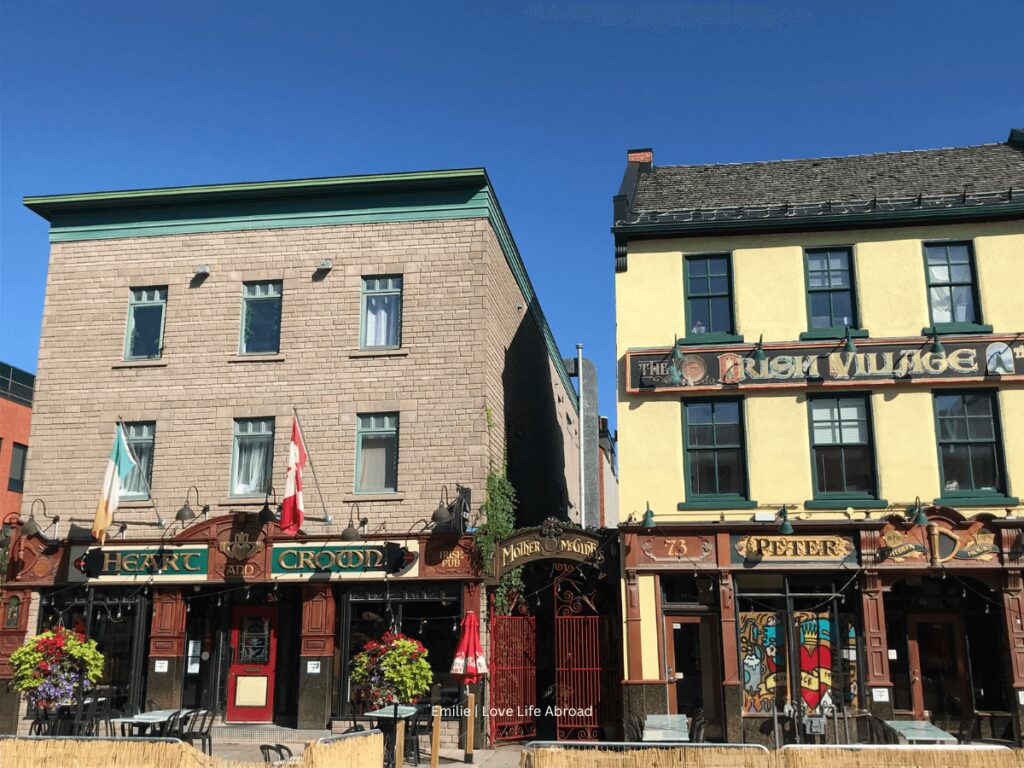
[614,131,1024,233]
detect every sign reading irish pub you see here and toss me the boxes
[626,335,1023,394]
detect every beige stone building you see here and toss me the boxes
[1,169,579,739]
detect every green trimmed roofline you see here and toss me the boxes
[24,167,578,412]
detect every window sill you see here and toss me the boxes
[934,494,1019,507]
[217,498,267,507]
[799,328,870,341]
[679,333,744,346]
[112,359,167,369]
[116,499,154,507]
[343,492,405,502]
[677,499,757,511]
[804,498,889,510]
[922,323,994,336]
[229,354,285,363]
[348,348,409,359]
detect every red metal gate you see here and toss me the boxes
[489,612,536,742]
[554,562,605,740]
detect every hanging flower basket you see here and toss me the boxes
[9,627,104,710]
[350,631,432,710]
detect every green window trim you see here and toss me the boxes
[804,498,889,510]
[677,499,758,511]
[240,280,283,355]
[355,413,399,494]
[799,328,870,341]
[921,322,994,336]
[803,247,863,334]
[680,332,745,346]
[932,389,1009,498]
[7,443,27,494]
[923,241,984,329]
[807,393,882,501]
[123,286,167,361]
[681,397,752,503]
[683,254,737,338]
[360,275,403,350]
[933,494,1020,507]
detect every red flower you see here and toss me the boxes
[38,661,49,671]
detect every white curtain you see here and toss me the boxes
[121,442,153,497]
[235,436,273,495]
[359,435,395,491]
[364,294,401,347]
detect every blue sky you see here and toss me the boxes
[2,0,1022,426]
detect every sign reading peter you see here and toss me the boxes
[626,335,1023,394]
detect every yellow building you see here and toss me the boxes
[613,132,1024,745]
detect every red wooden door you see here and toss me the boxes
[226,605,277,722]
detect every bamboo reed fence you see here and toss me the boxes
[0,730,383,768]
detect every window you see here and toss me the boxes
[240,281,282,354]
[8,443,27,493]
[925,242,983,329]
[355,413,398,493]
[683,399,748,500]
[232,418,275,496]
[809,396,877,498]
[684,255,735,339]
[934,392,1006,497]
[120,422,155,499]
[361,276,403,349]
[124,287,167,359]
[805,248,860,333]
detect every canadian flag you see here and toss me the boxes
[280,418,308,535]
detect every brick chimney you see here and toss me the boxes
[627,147,653,164]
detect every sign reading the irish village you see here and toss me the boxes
[626,335,1024,393]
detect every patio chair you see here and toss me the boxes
[72,694,103,736]
[259,744,292,763]
[184,709,215,755]
[623,712,644,741]
[405,705,430,765]
[29,712,56,736]
[164,709,189,739]
[690,712,707,743]
[343,701,366,734]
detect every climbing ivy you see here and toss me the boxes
[472,465,524,616]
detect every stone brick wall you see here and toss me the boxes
[21,217,572,537]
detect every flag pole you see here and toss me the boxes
[292,408,332,524]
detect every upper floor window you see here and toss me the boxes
[125,287,167,360]
[809,396,877,498]
[683,399,748,500]
[8,443,27,493]
[361,276,403,349]
[232,417,275,496]
[241,281,282,355]
[684,255,736,340]
[356,413,399,493]
[925,242,980,328]
[805,248,859,333]
[934,392,1006,498]
[120,422,155,500]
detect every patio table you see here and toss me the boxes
[110,708,185,737]
[642,714,690,742]
[364,705,423,768]
[884,720,958,744]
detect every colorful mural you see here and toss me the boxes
[740,611,845,714]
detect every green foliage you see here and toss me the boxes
[10,627,104,708]
[350,632,433,708]
[472,465,526,615]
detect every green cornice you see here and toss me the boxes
[24,168,579,412]
[612,202,1024,239]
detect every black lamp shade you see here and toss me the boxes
[341,523,361,542]
[258,503,278,525]
[21,516,40,538]
[176,503,196,523]
[432,501,452,525]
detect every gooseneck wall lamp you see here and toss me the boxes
[752,335,767,364]
[258,485,280,526]
[342,503,368,542]
[432,486,453,526]
[777,504,794,535]
[21,499,60,540]
[909,496,929,527]
[641,502,656,529]
[176,485,207,523]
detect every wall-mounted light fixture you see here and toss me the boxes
[908,496,929,527]
[194,264,211,277]
[342,503,367,542]
[930,330,946,356]
[21,499,61,540]
[317,259,333,271]
[843,326,857,355]
[641,501,656,529]
[258,485,280,526]
[777,504,794,535]
[752,334,767,363]
[176,486,202,523]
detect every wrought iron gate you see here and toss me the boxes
[554,562,605,740]
[489,608,537,742]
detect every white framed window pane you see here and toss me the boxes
[358,434,398,491]
[242,282,282,354]
[930,287,953,323]
[363,293,402,347]
[232,418,274,495]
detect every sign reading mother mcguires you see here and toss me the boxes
[493,518,604,579]
[626,334,1023,394]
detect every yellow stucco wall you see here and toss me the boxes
[616,219,1024,524]
[638,574,660,680]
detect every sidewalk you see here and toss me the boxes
[439,744,523,767]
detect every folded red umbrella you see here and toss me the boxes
[450,611,488,684]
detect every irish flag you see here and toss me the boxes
[92,424,138,543]
[280,418,308,536]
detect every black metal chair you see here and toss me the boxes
[183,709,215,755]
[259,744,293,763]
[343,701,366,734]
[163,709,189,739]
[690,713,707,743]
[405,706,430,765]
[623,712,645,741]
